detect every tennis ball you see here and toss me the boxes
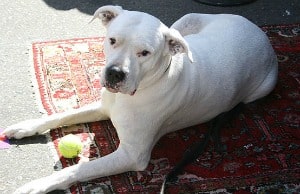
[58,134,83,159]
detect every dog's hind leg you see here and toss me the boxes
[160,103,245,193]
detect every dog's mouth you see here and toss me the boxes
[103,83,137,96]
[105,86,119,94]
[102,82,120,94]
[130,89,137,96]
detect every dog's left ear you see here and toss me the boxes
[89,5,123,26]
[164,28,194,63]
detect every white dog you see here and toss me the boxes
[3,5,278,194]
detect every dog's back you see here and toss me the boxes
[164,14,278,131]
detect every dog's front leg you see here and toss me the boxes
[13,143,150,194]
[3,101,108,139]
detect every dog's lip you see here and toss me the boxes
[130,89,137,96]
[103,84,136,96]
[105,86,118,93]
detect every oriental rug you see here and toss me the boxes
[31,24,300,194]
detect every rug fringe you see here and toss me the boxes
[30,42,49,115]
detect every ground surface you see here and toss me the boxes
[0,0,299,193]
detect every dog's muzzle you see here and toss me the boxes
[104,65,126,93]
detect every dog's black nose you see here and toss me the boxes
[106,65,125,85]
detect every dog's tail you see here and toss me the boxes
[160,103,245,193]
[160,127,211,194]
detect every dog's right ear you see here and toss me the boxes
[89,5,123,26]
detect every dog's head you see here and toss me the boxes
[91,5,193,95]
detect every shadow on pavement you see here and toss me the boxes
[43,0,111,15]
[42,0,228,26]
[42,0,300,27]
[10,135,48,145]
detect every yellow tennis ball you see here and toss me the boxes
[58,134,83,158]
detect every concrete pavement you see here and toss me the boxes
[0,0,299,193]
[0,1,104,193]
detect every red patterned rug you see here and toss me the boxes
[32,24,300,194]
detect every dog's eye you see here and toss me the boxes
[109,38,116,45]
[139,50,150,57]
[142,50,150,56]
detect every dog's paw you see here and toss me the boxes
[3,119,45,139]
[13,177,50,194]
[13,174,68,194]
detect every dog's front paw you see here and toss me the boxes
[13,177,50,194]
[13,174,68,194]
[3,119,46,139]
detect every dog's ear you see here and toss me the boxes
[89,5,123,26]
[164,28,194,63]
